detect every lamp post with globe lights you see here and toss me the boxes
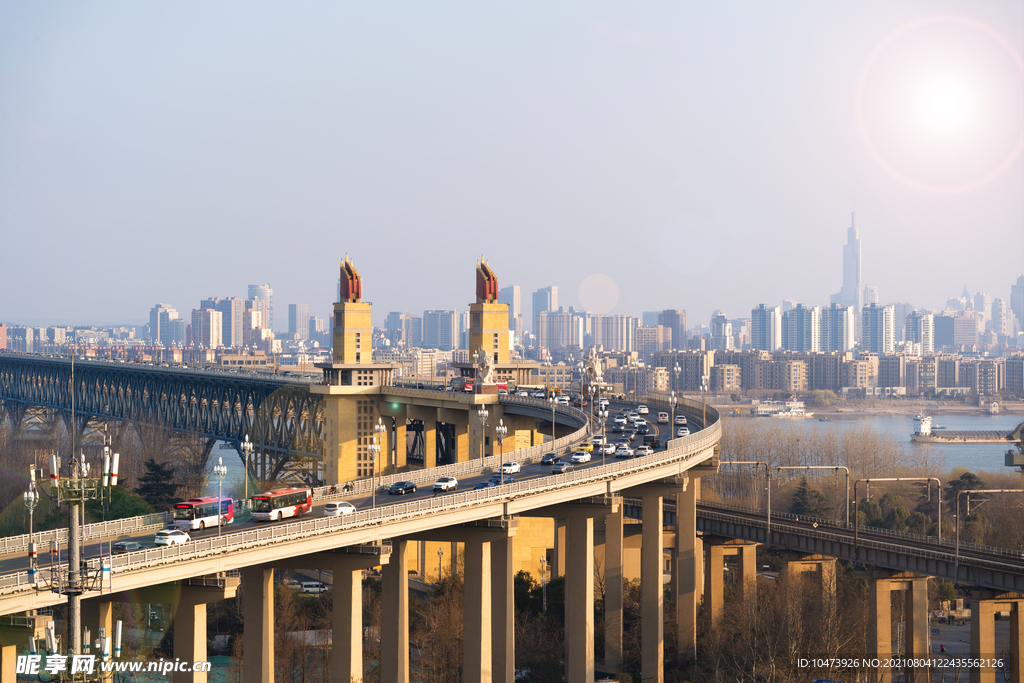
[241,435,254,509]
[368,438,381,509]
[213,457,227,537]
[23,472,39,582]
[701,374,710,429]
[495,419,507,459]
[668,392,678,440]
[374,418,387,474]
[437,546,444,582]
[477,407,489,459]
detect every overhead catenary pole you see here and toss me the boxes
[954,488,1023,585]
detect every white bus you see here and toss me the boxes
[172,497,234,531]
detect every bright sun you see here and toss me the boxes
[914,76,975,136]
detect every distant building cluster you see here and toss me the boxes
[6,213,1024,398]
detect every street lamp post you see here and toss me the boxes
[673,362,681,396]
[213,457,227,537]
[374,418,386,474]
[700,374,709,429]
[540,556,548,613]
[668,391,678,438]
[241,435,254,509]
[549,396,556,445]
[23,471,38,583]
[368,438,381,509]
[495,419,507,459]
[477,407,489,460]
[588,384,596,436]
[437,546,444,582]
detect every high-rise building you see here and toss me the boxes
[498,285,522,342]
[709,311,733,351]
[862,303,895,354]
[892,302,914,341]
[248,284,273,332]
[531,286,558,334]
[289,304,310,340]
[991,298,1012,336]
[422,310,459,351]
[782,304,821,352]
[190,308,223,349]
[750,304,782,351]
[211,297,244,348]
[406,316,423,348]
[641,311,661,327]
[904,310,935,353]
[1011,275,1024,328]
[863,285,879,306]
[658,309,686,350]
[830,213,862,312]
[974,292,993,327]
[590,314,636,352]
[149,304,181,346]
[536,308,586,351]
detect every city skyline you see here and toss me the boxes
[1,4,1022,326]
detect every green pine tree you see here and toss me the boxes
[135,459,180,513]
[790,477,831,518]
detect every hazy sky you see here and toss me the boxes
[2,2,1022,329]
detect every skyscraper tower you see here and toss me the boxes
[248,284,273,332]
[831,213,862,311]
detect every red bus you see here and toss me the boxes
[172,497,234,531]
[250,488,313,522]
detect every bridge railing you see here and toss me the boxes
[696,507,1024,578]
[0,411,722,596]
[698,500,1024,561]
[0,513,171,556]
[0,396,589,553]
[308,395,592,501]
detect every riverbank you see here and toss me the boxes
[712,399,1024,420]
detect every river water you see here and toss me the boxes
[725,411,1023,474]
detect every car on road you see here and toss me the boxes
[576,442,594,453]
[555,395,569,405]
[637,405,649,415]
[112,542,142,554]
[432,477,458,492]
[516,390,529,397]
[154,529,191,547]
[569,451,591,464]
[323,501,357,517]
[389,481,418,495]
[623,429,636,441]
[501,462,521,474]
[598,398,610,409]
[473,481,497,490]
[635,423,650,435]
[675,415,688,426]
[490,474,515,485]
[551,462,575,474]
[614,446,634,458]
[657,412,669,424]
[613,415,627,426]
[590,435,606,446]
[612,424,624,433]
[676,427,690,437]
[540,452,560,465]
[300,581,328,595]
[634,445,654,456]
[599,443,617,455]
[531,390,546,398]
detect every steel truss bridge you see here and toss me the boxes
[0,354,323,482]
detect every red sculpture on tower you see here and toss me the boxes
[476,257,498,304]
[339,254,361,303]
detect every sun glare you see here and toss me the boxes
[856,16,1024,193]
[914,76,975,136]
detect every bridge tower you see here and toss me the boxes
[314,256,396,485]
